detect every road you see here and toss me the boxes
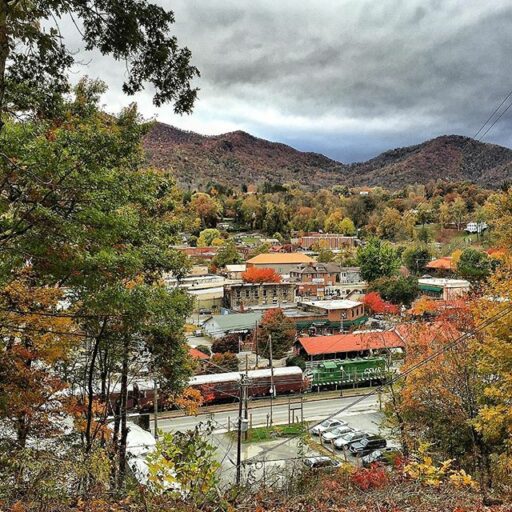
[154,394,381,434]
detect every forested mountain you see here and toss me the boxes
[144,123,512,189]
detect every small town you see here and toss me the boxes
[1,2,512,512]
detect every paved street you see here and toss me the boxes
[154,394,382,434]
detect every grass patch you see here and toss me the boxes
[242,423,308,443]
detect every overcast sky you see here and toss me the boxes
[64,0,512,162]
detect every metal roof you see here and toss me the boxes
[203,311,263,330]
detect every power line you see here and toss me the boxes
[474,89,512,139]
[243,303,512,464]
[477,99,512,142]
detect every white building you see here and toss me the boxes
[418,278,471,300]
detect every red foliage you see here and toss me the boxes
[364,291,400,315]
[351,464,389,490]
[242,267,281,283]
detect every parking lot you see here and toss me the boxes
[206,408,391,487]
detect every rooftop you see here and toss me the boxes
[189,347,210,360]
[203,311,263,330]
[418,278,470,288]
[425,257,454,271]
[298,330,404,356]
[225,264,246,272]
[300,299,363,310]
[246,253,315,265]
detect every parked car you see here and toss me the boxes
[310,418,347,436]
[361,447,402,467]
[321,425,354,442]
[303,456,341,470]
[350,435,387,456]
[333,430,367,450]
[199,308,212,315]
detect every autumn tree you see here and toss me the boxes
[357,238,400,282]
[0,270,79,448]
[210,352,239,373]
[242,267,281,283]
[257,308,296,359]
[0,82,194,494]
[363,292,399,315]
[190,193,221,228]
[472,260,512,492]
[317,249,336,263]
[197,228,222,247]
[385,314,506,496]
[211,334,240,354]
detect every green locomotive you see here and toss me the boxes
[307,357,387,389]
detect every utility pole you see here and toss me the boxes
[254,321,259,368]
[268,334,275,427]
[236,374,248,486]
[244,354,249,441]
[153,377,159,439]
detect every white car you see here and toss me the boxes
[310,418,347,436]
[321,425,354,442]
[333,430,367,450]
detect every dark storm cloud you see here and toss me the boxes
[60,0,512,161]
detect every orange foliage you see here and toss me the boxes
[174,387,203,416]
[363,291,399,315]
[242,267,281,283]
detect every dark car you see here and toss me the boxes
[303,456,341,470]
[361,447,402,467]
[349,435,387,456]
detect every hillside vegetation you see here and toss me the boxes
[144,123,512,189]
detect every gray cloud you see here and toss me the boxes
[60,0,512,162]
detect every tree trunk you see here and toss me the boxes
[85,319,107,451]
[117,335,129,488]
[0,0,9,127]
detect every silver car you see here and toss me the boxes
[310,418,347,436]
[333,430,367,450]
[321,425,354,442]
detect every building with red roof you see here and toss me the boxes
[425,256,455,275]
[189,347,210,360]
[295,330,404,361]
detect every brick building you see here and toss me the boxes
[224,282,296,310]
[293,233,360,250]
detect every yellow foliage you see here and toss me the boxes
[451,249,462,267]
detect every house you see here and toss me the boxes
[339,267,362,284]
[202,311,263,339]
[224,282,296,311]
[465,221,487,234]
[295,330,404,361]
[293,233,360,250]
[418,278,470,300]
[290,262,341,298]
[297,299,367,330]
[225,264,246,280]
[245,253,315,275]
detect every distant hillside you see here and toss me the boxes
[143,122,347,189]
[143,123,512,189]
[348,135,512,188]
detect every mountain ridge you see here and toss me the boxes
[143,122,512,189]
